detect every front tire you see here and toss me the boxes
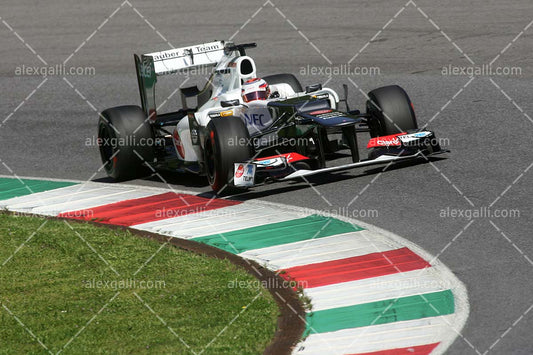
[366,85,418,137]
[98,105,155,181]
[204,116,252,193]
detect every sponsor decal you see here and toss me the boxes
[367,133,405,148]
[377,137,400,146]
[255,153,308,165]
[209,109,233,119]
[312,93,330,100]
[194,43,222,53]
[152,51,180,61]
[234,163,255,187]
[398,131,432,143]
[244,113,265,126]
[235,164,244,178]
[256,159,274,165]
[413,132,431,137]
[253,157,285,167]
[140,63,152,78]
[220,110,233,117]
[151,42,223,61]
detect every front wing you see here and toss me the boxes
[232,130,447,187]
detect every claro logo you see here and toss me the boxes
[376,137,400,146]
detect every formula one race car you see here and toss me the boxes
[98,41,446,193]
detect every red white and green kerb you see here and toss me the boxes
[0,176,468,354]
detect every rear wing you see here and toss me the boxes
[134,41,228,117]
[143,41,226,75]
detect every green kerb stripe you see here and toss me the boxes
[305,290,455,335]
[191,215,363,254]
[0,178,77,200]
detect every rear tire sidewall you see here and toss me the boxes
[204,116,252,193]
[366,85,418,137]
[98,105,155,181]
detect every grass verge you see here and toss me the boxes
[0,214,278,354]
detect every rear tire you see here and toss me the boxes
[98,105,155,181]
[204,116,252,193]
[263,73,303,93]
[366,85,418,137]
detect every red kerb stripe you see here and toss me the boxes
[279,247,430,288]
[345,342,440,355]
[58,192,240,226]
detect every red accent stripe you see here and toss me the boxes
[309,109,333,115]
[279,247,430,289]
[255,152,309,163]
[59,192,240,226]
[345,342,439,355]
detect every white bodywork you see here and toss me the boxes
[144,41,339,163]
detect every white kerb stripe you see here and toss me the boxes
[0,183,162,216]
[0,184,110,209]
[239,230,397,269]
[131,203,302,239]
[293,315,452,354]
[304,268,446,312]
[31,189,162,216]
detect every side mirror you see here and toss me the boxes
[221,99,240,107]
[305,83,322,93]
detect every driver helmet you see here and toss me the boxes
[241,77,270,103]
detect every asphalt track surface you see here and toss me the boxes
[0,0,532,354]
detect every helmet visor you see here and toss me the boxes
[243,91,268,103]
